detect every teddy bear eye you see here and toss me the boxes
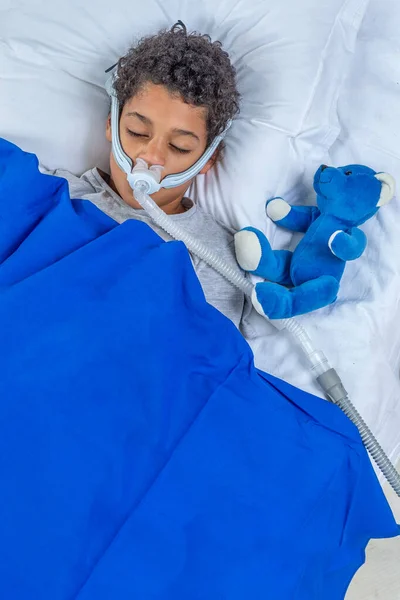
[344,171,352,176]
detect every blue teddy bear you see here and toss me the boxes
[234,164,396,319]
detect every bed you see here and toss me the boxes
[1,0,400,596]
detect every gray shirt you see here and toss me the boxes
[42,167,251,330]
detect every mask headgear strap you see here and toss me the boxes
[105,67,232,190]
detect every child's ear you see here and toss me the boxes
[199,149,219,175]
[106,115,112,142]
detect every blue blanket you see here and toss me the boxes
[0,138,398,599]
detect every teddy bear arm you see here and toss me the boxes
[266,199,320,232]
[328,227,367,261]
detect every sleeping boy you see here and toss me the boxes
[42,21,250,329]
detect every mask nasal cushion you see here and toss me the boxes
[127,159,164,194]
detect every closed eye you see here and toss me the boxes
[127,130,191,154]
[127,130,148,139]
[170,144,191,154]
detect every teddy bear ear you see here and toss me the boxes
[375,172,396,206]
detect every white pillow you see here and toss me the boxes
[0,0,368,231]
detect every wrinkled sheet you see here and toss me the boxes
[245,0,400,477]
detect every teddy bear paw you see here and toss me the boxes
[266,198,291,222]
[234,229,262,272]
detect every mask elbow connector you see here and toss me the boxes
[127,158,164,195]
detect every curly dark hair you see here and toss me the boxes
[114,21,240,146]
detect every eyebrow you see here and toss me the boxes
[172,128,200,142]
[126,111,151,125]
[126,111,200,142]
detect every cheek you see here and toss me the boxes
[110,152,128,181]
[109,153,132,198]
[162,179,193,197]
[109,152,120,177]
[150,179,193,206]
[109,154,122,185]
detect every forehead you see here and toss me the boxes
[122,83,207,134]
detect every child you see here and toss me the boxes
[43,22,249,329]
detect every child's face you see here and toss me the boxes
[106,83,215,213]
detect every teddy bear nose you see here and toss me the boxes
[318,164,333,184]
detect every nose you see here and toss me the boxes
[320,164,328,172]
[137,138,165,168]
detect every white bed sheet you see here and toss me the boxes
[247,0,400,470]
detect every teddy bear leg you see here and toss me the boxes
[251,275,339,319]
[234,227,292,284]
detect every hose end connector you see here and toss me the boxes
[316,368,348,403]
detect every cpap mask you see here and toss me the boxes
[105,69,232,195]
